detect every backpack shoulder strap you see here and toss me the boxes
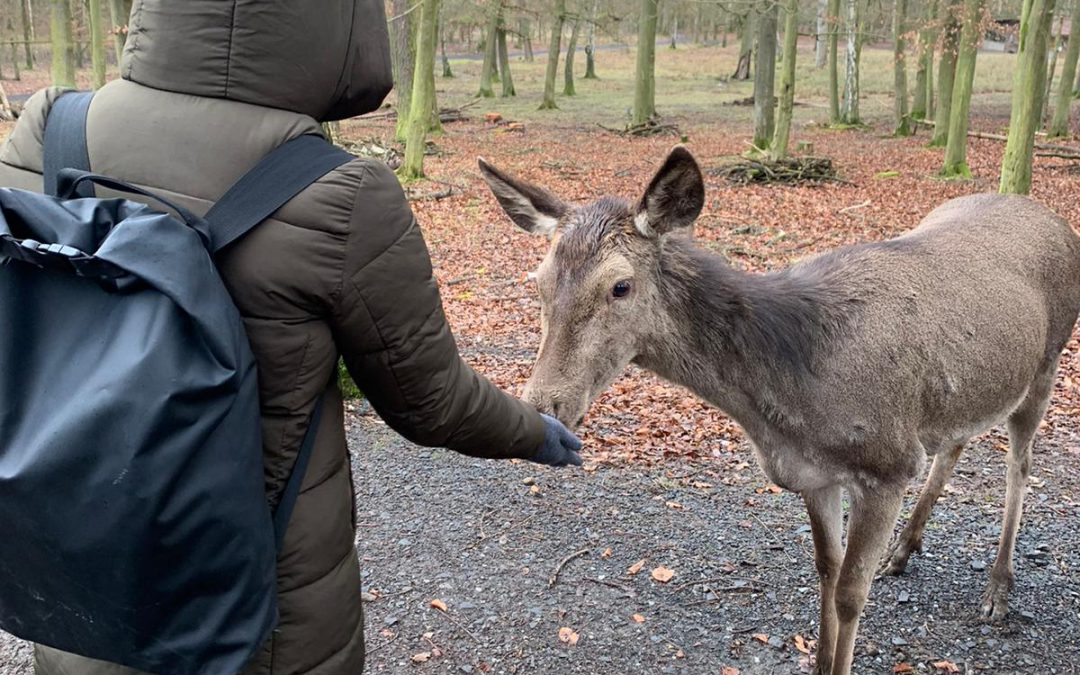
[204,134,354,254]
[43,91,94,197]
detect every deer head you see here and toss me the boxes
[479,146,705,428]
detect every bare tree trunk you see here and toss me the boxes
[631,0,658,122]
[478,0,500,97]
[51,0,76,88]
[89,0,107,88]
[840,0,863,124]
[391,0,416,141]
[753,0,779,149]
[893,0,912,135]
[565,14,581,94]
[816,0,829,67]
[1000,0,1058,193]
[771,0,800,159]
[941,0,985,176]
[584,1,598,78]
[401,0,441,179]
[522,18,535,61]
[827,0,841,120]
[1048,0,1080,136]
[440,10,453,77]
[108,0,127,64]
[0,81,15,120]
[21,0,34,68]
[1042,14,1065,123]
[733,10,754,79]
[498,27,515,95]
[911,0,938,119]
[930,0,962,146]
[540,0,567,109]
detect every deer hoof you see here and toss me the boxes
[979,582,1010,621]
[878,540,913,577]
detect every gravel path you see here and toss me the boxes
[3,410,1079,674]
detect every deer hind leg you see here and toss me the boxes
[830,484,906,675]
[804,485,843,675]
[980,359,1057,621]
[880,442,966,576]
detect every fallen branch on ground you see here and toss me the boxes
[598,117,682,138]
[710,156,845,185]
[548,548,590,588]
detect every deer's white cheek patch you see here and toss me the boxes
[634,211,654,238]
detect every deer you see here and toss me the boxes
[478,147,1080,675]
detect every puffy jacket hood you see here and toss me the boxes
[121,0,392,121]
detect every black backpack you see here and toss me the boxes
[0,91,352,674]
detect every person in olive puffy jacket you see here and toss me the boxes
[0,1,581,673]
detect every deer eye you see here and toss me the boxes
[611,280,632,298]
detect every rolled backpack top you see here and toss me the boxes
[0,92,353,674]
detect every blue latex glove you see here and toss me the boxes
[532,414,584,467]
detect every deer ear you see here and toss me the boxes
[478,158,570,236]
[634,146,705,238]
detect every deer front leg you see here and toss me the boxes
[830,484,906,675]
[881,442,965,576]
[803,485,843,675]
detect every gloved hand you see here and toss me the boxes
[532,414,584,467]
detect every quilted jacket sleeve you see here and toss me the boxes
[331,159,547,459]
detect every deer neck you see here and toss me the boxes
[635,240,851,436]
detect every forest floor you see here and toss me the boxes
[2,39,1080,674]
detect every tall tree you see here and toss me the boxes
[1042,14,1065,121]
[565,13,582,94]
[771,0,800,159]
[1048,0,1080,136]
[401,0,441,179]
[439,8,453,78]
[50,0,76,88]
[20,0,34,69]
[89,0,107,89]
[941,0,985,177]
[540,0,568,109]
[827,0,842,121]
[522,18,535,61]
[390,0,417,141]
[478,0,500,97]
[753,0,779,147]
[1000,0,1057,193]
[733,10,754,80]
[498,26,515,95]
[584,1,598,78]
[109,0,127,64]
[893,0,912,135]
[911,0,938,119]
[632,0,659,122]
[929,0,961,146]
[840,0,863,124]
[816,0,829,67]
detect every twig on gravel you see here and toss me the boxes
[434,608,484,644]
[365,632,399,655]
[683,583,765,606]
[750,513,787,551]
[549,548,590,588]
[838,199,872,214]
[585,577,636,597]
[674,576,763,593]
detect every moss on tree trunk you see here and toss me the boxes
[930,0,961,147]
[50,0,75,88]
[564,14,581,95]
[941,0,984,178]
[401,0,441,180]
[89,0,107,89]
[478,1,500,97]
[1048,0,1080,136]
[753,0,778,148]
[1000,0,1058,194]
[893,0,911,135]
[632,0,658,123]
[498,28,515,96]
[771,0,799,160]
[540,0,567,110]
[840,0,863,125]
[827,0,841,122]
